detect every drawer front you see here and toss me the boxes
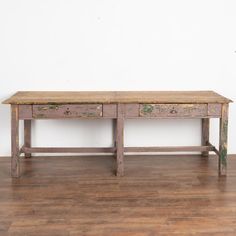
[140,104,208,117]
[33,104,103,118]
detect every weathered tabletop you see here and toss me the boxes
[2,91,232,104]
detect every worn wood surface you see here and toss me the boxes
[201,118,210,157]
[33,104,103,119]
[1,154,236,235]
[11,105,20,177]
[103,104,117,118]
[17,103,224,120]
[24,120,31,158]
[22,147,116,154]
[219,104,229,176]
[21,145,215,154]
[124,145,214,153]
[140,104,208,117]
[19,105,33,119]
[125,104,140,117]
[208,103,222,117]
[2,91,232,104]
[116,104,125,176]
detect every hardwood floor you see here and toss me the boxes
[0,154,236,235]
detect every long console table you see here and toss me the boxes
[3,91,232,177]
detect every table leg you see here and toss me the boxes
[116,104,124,176]
[11,105,20,177]
[24,120,32,158]
[219,104,229,176]
[112,119,117,160]
[201,118,209,157]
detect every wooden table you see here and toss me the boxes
[3,91,232,177]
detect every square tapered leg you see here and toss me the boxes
[201,118,210,157]
[24,120,32,158]
[219,104,229,176]
[116,104,124,176]
[11,105,20,177]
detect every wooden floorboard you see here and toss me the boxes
[0,154,236,235]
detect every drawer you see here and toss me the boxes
[33,104,103,118]
[140,104,208,117]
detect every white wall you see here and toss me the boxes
[0,0,235,156]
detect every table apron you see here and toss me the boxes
[18,103,222,119]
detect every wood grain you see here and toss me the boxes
[116,104,125,176]
[208,103,222,117]
[19,105,33,119]
[11,105,20,177]
[2,91,232,104]
[22,147,116,153]
[32,104,103,119]
[124,145,214,152]
[1,155,236,235]
[125,104,140,117]
[140,104,208,117]
[20,145,214,154]
[24,120,31,158]
[103,104,117,118]
[219,104,229,176]
[201,118,210,157]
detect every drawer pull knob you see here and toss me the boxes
[170,109,177,114]
[64,109,72,115]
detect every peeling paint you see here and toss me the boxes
[37,106,48,111]
[48,105,59,110]
[37,105,59,111]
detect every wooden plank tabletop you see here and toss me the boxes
[2,91,232,104]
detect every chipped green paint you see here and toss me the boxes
[37,106,48,111]
[48,105,59,110]
[37,105,59,111]
[141,104,154,114]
